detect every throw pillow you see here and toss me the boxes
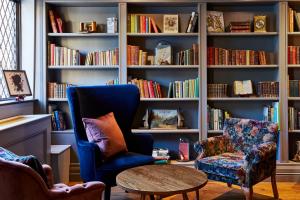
[0,147,49,188]
[82,112,128,160]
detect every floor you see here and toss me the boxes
[110,181,300,200]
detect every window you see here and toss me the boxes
[0,0,19,99]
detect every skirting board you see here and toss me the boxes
[69,162,300,182]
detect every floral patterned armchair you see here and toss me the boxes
[194,118,279,200]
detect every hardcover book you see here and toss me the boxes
[207,11,224,33]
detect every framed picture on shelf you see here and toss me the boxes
[207,11,225,33]
[155,42,172,65]
[163,14,179,33]
[3,70,32,97]
[150,109,178,129]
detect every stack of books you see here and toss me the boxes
[127,14,160,33]
[288,7,300,32]
[228,21,251,32]
[263,102,279,123]
[48,82,72,99]
[207,83,228,98]
[288,46,300,64]
[152,148,170,164]
[128,78,162,98]
[175,44,199,65]
[127,45,149,65]
[257,81,279,97]
[207,106,231,131]
[85,48,119,66]
[289,80,300,97]
[48,105,66,131]
[48,43,81,66]
[48,10,63,33]
[167,78,199,98]
[288,106,300,130]
[207,47,268,65]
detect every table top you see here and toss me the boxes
[116,164,207,196]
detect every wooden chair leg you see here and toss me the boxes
[241,186,253,200]
[271,172,279,199]
[227,183,232,187]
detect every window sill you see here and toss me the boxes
[0,97,37,106]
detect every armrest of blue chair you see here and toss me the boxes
[126,133,153,156]
[77,140,102,182]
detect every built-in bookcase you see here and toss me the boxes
[126,3,201,159]
[204,2,281,138]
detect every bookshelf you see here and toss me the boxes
[40,1,300,176]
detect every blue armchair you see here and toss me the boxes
[194,118,279,200]
[67,85,154,200]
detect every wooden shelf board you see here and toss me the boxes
[140,98,199,101]
[127,33,198,37]
[289,130,300,133]
[288,97,300,101]
[208,130,223,134]
[48,65,119,69]
[51,129,73,134]
[208,65,278,69]
[208,32,278,36]
[48,98,68,102]
[207,97,279,101]
[127,65,198,69]
[288,65,300,68]
[288,32,300,36]
[132,129,199,134]
[48,33,118,37]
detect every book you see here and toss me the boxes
[56,17,63,33]
[49,10,57,33]
[207,11,224,33]
[233,80,253,96]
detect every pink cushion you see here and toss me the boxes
[82,112,128,159]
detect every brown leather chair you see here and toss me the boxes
[0,158,105,200]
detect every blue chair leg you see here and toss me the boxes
[105,186,111,200]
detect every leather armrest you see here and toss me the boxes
[42,164,54,188]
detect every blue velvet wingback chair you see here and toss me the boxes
[67,85,154,200]
[194,118,279,200]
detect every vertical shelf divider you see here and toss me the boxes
[119,2,127,84]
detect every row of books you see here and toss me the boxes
[263,102,279,124]
[207,47,268,65]
[289,80,300,97]
[175,44,199,65]
[48,82,72,99]
[167,78,199,98]
[207,106,231,131]
[227,21,251,32]
[288,46,300,64]
[85,48,119,66]
[257,81,279,97]
[48,43,80,66]
[106,79,119,85]
[128,14,159,33]
[288,106,300,130]
[288,7,300,32]
[127,45,151,65]
[128,78,162,98]
[152,148,170,163]
[48,105,67,131]
[207,84,228,98]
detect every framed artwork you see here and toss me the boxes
[155,42,172,65]
[3,70,32,97]
[207,11,225,33]
[150,109,178,129]
[163,14,179,33]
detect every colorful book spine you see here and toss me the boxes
[207,106,231,131]
[128,78,163,98]
[167,78,199,98]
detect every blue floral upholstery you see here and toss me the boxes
[194,118,278,188]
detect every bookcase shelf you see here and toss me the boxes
[140,98,199,102]
[48,98,68,102]
[127,65,199,69]
[207,130,223,134]
[48,65,119,70]
[51,129,74,134]
[207,32,278,37]
[288,65,300,68]
[289,130,300,133]
[207,97,279,101]
[131,129,199,134]
[207,65,278,69]
[48,33,119,37]
[288,97,300,101]
[127,33,198,37]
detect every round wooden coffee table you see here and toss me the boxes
[116,164,207,200]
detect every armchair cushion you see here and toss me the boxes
[82,112,128,160]
[196,152,246,185]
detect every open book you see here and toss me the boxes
[233,80,253,96]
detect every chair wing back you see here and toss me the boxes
[223,118,278,154]
[67,85,140,142]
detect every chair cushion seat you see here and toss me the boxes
[95,152,154,186]
[197,152,246,182]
